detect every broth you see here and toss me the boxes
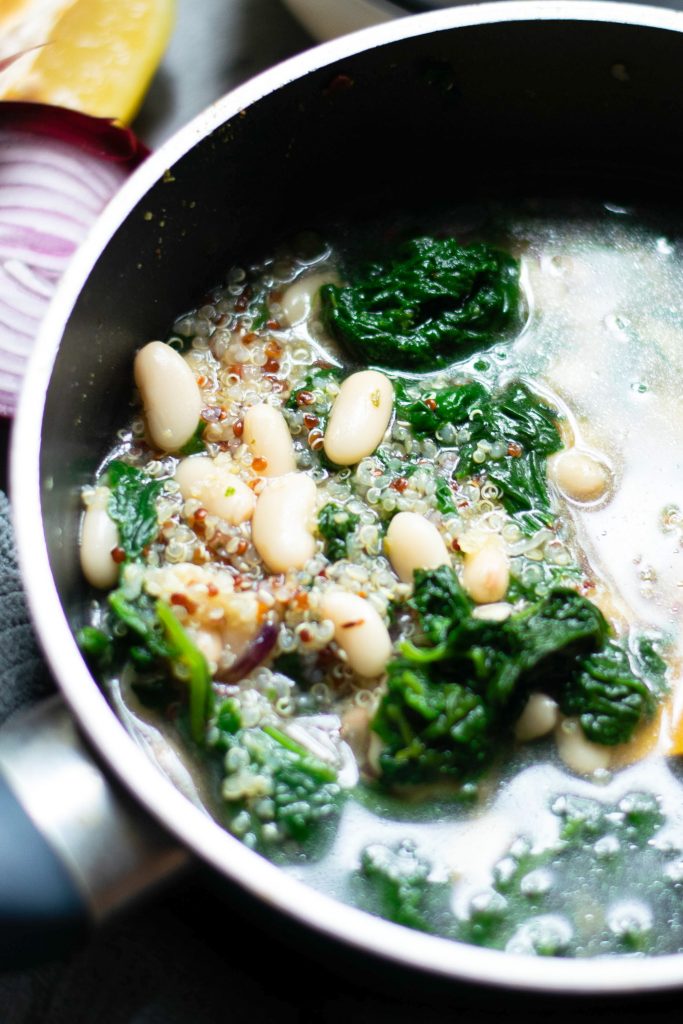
[78,198,683,958]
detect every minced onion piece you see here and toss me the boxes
[215,622,280,684]
[0,101,148,415]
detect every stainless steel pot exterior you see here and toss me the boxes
[13,2,683,993]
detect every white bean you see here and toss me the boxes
[324,370,393,466]
[134,340,203,452]
[320,590,392,678]
[251,472,317,572]
[515,693,559,742]
[280,271,339,327]
[472,602,513,623]
[462,536,510,604]
[555,716,611,775]
[175,455,255,524]
[385,512,450,584]
[548,448,610,502]
[242,403,296,477]
[80,486,119,589]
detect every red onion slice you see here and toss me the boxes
[0,102,149,416]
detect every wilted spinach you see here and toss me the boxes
[560,637,666,745]
[371,567,664,788]
[78,590,212,744]
[106,460,163,560]
[320,236,520,370]
[396,379,563,532]
[318,502,360,561]
[354,841,453,933]
[210,696,342,849]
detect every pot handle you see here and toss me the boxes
[0,696,189,969]
[0,769,88,966]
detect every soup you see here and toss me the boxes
[77,198,683,958]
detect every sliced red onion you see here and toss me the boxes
[0,102,148,165]
[216,622,280,683]
[0,102,149,416]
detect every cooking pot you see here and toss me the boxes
[9,0,683,992]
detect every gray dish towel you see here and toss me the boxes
[0,492,53,724]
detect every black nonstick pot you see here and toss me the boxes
[9,0,683,991]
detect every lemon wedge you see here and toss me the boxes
[0,0,174,124]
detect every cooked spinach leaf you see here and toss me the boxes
[270,651,331,698]
[210,697,342,849]
[77,625,113,662]
[79,589,212,743]
[560,637,666,745]
[395,378,488,434]
[320,236,520,369]
[355,841,452,932]
[108,589,173,660]
[512,588,608,682]
[371,567,663,788]
[397,379,563,532]
[354,792,683,957]
[318,502,360,560]
[156,600,214,743]
[373,661,494,787]
[458,381,563,531]
[434,475,456,516]
[407,562,472,646]
[106,459,163,560]
[458,792,673,956]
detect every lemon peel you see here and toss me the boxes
[0,0,175,124]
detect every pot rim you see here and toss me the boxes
[12,1,683,993]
